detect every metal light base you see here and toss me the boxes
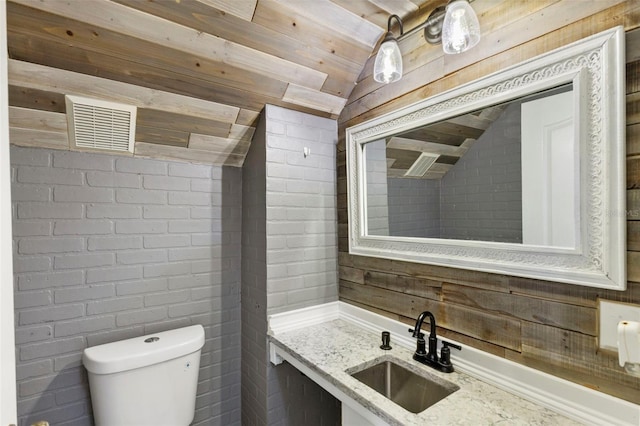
[424,6,446,44]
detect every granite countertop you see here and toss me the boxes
[268,319,582,426]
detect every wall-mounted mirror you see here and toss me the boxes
[346,27,626,290]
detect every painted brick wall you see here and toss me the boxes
[11,146,241,426]
[241,111,268,426]
[241,105,340,426]
[264,104,338,315]
[264,104,340,425]
[387,178,440,238]
[365,139,389,236]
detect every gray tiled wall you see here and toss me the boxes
[11,146,241,426]
[241,105,340,426]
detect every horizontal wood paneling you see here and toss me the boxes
[8,85,65,113]
[338,2,640,405]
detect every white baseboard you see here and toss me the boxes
[269,301,640,426]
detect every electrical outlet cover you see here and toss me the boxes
[599,300,640,351]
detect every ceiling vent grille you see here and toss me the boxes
[404,152,440,177]
[65,95,136,153]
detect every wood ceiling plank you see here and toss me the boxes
[236,109,261,127]
[10,0,328,91]
[9,106,67,134]
[252,0,373,66]
[8,32,272,115]
[386,136,467,157]
[229,125,255,142]
[8,4,352,116]
[135,125,190,148]
[268,0,383,48]
[446,113,494,131]
[386,148,420,169]
[10,127,69,150]
[111,0,362,98]
[399,123,465,146]
[188,133,251,157]
[9,59,240,124]
[426,121,485,140]
[137,109,231,139]
[8,85,66,113]
[9,108,69,150]
[329,0,390,29]
[195,0,257,21]
[134,142,245,167]
[367,0,418,16]
[283,84,347,116]
[7,4,290,101]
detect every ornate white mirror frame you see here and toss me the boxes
[346,26,626,290]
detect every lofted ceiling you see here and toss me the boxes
[6,0,436,166]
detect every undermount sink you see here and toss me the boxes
[349,359,459,413]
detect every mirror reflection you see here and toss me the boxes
[364,84,577,248]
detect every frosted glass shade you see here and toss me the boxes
[442,0,481,54]
[373,38,403,84]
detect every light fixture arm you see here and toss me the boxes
[396,10,444,42]
[387,14,404,37]
[394,0,477,44]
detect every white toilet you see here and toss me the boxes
[82,324,205,426]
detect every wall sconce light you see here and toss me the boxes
[373,15,404,84]
[373,0,481,84]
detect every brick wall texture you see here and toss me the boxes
[241,110,269,425]
[241,105,340,426]
[11,146,242,426]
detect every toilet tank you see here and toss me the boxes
[83,325,205,426]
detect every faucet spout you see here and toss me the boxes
[410,311,443,366]
[411,311,430,338]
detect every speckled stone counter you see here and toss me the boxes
[269,319,582,425]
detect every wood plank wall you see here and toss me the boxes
[337,1,640,404]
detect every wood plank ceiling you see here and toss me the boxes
[6,0,435,166]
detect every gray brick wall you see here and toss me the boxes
[265,105,338,315]
[440,102,523,243]
[11,146,241,426]
[264,105,339,425]
[387,178,440,238]
[241,110,269,426]
[241,105,340,426]
[364,139,390,236]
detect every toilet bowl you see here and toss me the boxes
[82,324,205,426]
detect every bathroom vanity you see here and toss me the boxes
[268,302,640,425]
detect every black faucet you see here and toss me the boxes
[409,310,461,373]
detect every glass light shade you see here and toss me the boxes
[442,0,481,54]
[373,38,403,84]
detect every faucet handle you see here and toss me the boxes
[408,328,424,339]
[439,340,462,369]
[442,340,461,351]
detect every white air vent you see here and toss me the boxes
[65,95,136,153]
[404,152,440,177]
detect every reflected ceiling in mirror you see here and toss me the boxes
[346,27,626,290]
[365,84,578,249]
